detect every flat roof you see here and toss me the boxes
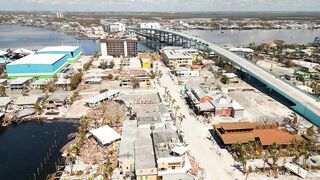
[8,54,66,65]
[214,123,302,146]
[153,129,180,158]
[119,120,137,161]
[89,125,121,145]
[135,127,156,171]
[37,46,80,52]
[85,90,120,104]
[163,49,193,59]
[219,122,256,131]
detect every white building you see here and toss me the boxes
[137,22,161,29]
[108,22,126,33]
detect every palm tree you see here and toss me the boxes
[245,165,253,180]
[65,146,76,175]
[177,113,186,125]
[174,105,181,118]
[127,106,133,116]
[171,98,176,110]
[269,143,280,176]
[164,87,169,101]
[238,144,250,173]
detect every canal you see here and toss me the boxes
[0,121,78,180]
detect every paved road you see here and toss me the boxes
[165,29,320,118]
[135,27,320,124]
[157,63,242,180]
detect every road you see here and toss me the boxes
[157,63,242,180]
[168,29,320,117]
[136,28,320,125]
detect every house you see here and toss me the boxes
[135,127,158,180]
[118,120,137,175]
[152,128,191,177]
[211,97,233,116]
[89,125,121,146]
[31,79,50,89]
[85,78,102,85]
[47,93,69,110]
[85,90,121,107]
[222,73,239,84]
[15,95,41,108]
[0,79,7,86]
[175,67,199,77]
[55,78,71,91]
[214,122,303,148]
[9,77,32,90]
[187,85,244,119]
[0,97,12,112]
[139,53,153,69]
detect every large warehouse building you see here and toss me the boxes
[6,54,68,79]
[37,46,82,64]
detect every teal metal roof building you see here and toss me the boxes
[37,46,82,64]
[6,54,68,79]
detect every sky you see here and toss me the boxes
[0,0,320,12]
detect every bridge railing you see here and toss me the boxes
[135,28,319,101]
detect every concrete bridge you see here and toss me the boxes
[133,28,320,127]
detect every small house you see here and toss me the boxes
[15,95,41,108]
[0,97,12,112]
[9,77,32,90]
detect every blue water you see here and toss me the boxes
[0,24,153,55]
[182,29,320,47]
[0,121,78,180]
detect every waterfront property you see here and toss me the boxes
[213,122,303,148]
[0,97,12,112]
[37,46,82,64]
[15,95,41,108]
[100,38,138,57]
[6,54,68,79]
[89,125,121,146]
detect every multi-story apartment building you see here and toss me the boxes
[100,38,138,57]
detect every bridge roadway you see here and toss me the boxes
[137,28,320,125]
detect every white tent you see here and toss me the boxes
[90,125,121,145]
